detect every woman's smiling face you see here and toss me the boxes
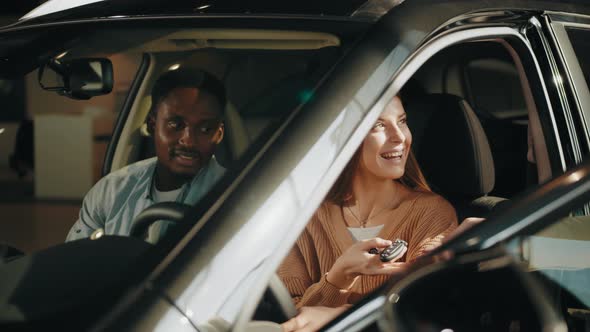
[359,96,412,181]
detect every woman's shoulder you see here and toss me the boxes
[312,202,340,223]
[402,188,458,227]
[404,188,454,211]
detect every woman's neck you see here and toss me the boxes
[350,172,401,220]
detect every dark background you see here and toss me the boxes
[2,1,46,18]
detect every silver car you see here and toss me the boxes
[0,0,589,331]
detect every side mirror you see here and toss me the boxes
[38,58,113,100]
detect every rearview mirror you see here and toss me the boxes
[38,58,113,100]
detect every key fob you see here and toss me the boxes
[379,239,408,262]
[368,248,379,255]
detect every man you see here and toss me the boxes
[66,68,226,243]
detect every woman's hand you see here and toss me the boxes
[281,305,350,332]
[427,217,486,261]
[444,217,485,243]
[327,237,407,289]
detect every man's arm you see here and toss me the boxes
[65,180,107,242]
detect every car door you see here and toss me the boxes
[92,4,590,332]
[263,7,589,332]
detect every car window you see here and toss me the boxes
[266,19,583,327]
[0,25,343,253]
[506,209,590,330]
[0,21,353,330]
[566,27,590,90]
[269,36,552,323]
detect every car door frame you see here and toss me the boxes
[542,12,590,215]
[544,12,590,160]
[92,5,590,332]
[299,10,588,332]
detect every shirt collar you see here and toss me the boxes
[145,156,216,201]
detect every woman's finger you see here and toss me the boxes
[380,263,408,275]
[358,237,392,250]
[294,323,317,332]
[361,260,407,275]
[282,316,305,332]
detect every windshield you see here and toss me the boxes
[0,20,347,329]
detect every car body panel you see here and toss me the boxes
[21,0,104,21]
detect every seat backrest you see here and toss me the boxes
[406,93,506,221]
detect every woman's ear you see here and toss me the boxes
[214,122,224,144]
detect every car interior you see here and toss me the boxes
[256,38,564,328]
[0,25,351,330]
[104,28,344,174]
[409,41,535,200]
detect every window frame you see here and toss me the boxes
[541,12,590,215]
[546,12,590,161]
[285,19,575,332]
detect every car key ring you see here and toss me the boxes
[379,239,408,262]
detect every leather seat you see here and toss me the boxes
[405,93,507,222]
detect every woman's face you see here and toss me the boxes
[359,96,412,180]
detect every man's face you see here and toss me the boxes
[149,87,224,186]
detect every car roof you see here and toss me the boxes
[18,0,399,25]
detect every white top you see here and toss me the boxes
[152,186,183,203]
[347,225,384,242]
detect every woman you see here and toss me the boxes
[278,95,458,308]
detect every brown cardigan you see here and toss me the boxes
[278,190,457,308]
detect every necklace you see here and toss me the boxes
[343,182,399,228]
[345,204,392,228]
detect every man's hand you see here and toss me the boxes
[281,306,350,332]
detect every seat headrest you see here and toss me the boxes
[407,94,495,197]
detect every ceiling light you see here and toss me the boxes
[196,4,211,10]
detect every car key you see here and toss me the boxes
[368,248,380,255]
[379,239,408,262]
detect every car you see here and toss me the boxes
[0,0,589,331]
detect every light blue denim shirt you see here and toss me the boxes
[66,156,225,242]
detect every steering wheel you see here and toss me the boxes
[268,274,298,319]
[129,202,298,319]
[129,202,192,238]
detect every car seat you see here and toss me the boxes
[406,93,507,222]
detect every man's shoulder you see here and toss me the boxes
[190,156,225,185]
[96,157,157,189]
[106,157,156,178]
